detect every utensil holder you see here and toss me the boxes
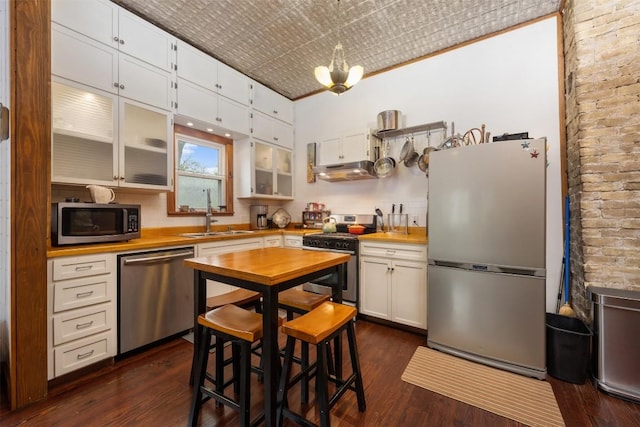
[388,214,408,234]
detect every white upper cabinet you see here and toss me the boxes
[52,23,118,95]
[52,78,172,190]
[117,9,176,72]
[317,129,378,165]
[251,81,294,124]
[118,53,174,110]
[176,40,217,91]
[52,0,176,73]
[176,40,249,106]
[52,23,174,110]
[251,110,294,149]
[236,139,294,200]
[217,62,250,106]
[176,78,250,136]
[51,0,118,48]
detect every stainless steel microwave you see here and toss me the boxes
[51,202,140,246]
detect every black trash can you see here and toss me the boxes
[546,313,592,384]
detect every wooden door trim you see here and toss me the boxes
[8,0,50,409]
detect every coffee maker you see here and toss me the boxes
[250,205,268,230]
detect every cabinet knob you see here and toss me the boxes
[113,175,119,180]
[120,176,125,181]
[113,82,119,88]
[274,137,278,141]
[273,110,278,114]
[119,39,125,45]
[119,84,125,90]
[113,36,119,42]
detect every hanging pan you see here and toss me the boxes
[374,140,396,178]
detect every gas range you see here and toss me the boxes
[302,214,376,304]
[302,214,377,254]
[303,233,358,252]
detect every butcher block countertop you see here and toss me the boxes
[358,229,428,245]
[185,247,350,286]
[47,226,427,258]
[46,227,314,258]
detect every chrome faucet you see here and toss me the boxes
[205,189,217,232]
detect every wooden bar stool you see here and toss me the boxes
[206,288,261,312]
[189,304,278,427]
[189,288,262,388]
[277,301,366,427]
[278,288,331,403]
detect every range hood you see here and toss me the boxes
[312,160,378,182]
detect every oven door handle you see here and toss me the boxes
[302,246,355,255]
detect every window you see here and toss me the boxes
[168,125,234,215]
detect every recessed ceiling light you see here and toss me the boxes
[187,122,194,126]
[206,128,214,132]
[224,133,231,137]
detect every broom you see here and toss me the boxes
[559,195,576,317]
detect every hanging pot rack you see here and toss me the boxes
[374,120,447,139]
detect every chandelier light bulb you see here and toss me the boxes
[314,1,363,95]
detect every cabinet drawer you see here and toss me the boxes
[53,275,111,312]
[264,236,282,247]
[359,242,427,261]
[53,330,116,377]
[53,303,113,345]
[52,255,112,281]
[283,235,302,248]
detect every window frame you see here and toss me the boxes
[167,124,234,216]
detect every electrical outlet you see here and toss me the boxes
[412,215,419,225]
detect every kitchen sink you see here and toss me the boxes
[216,230,256,235]
[177,230,256,238]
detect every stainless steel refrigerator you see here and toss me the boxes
[427,138,547,379]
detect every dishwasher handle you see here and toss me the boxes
[123,249,195,265]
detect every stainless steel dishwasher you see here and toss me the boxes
[118,247,195,355]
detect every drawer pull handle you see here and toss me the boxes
[76,321,94,330]
[75,265,93,271]
[76,349,95,360]
[76,291,94,298]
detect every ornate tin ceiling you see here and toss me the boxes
[114,0,562,100]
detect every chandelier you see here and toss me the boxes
[314,0,363,95]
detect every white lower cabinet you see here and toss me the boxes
[48,253,117,379]
[263,235,283,248]
[359,241,427,330]
[197,238,264,297]
[283,234,302,249]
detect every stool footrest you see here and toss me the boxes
[327,373,357,409]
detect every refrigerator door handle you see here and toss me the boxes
[429,260,470,269]
[494,266,546,277]
[429,259,545,277]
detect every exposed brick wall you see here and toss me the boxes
[563,0,640,321]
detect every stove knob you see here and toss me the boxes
[324,241,332,249]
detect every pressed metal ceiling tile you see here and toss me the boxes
[114,0,561,99]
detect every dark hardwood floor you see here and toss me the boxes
[1,320,639,426]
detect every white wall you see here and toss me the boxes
[0,0,10,368]
[294,16,563,312]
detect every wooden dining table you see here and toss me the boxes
[184,246,350,427]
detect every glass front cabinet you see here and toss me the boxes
[237,139,293,200]
[51,78,172,190]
